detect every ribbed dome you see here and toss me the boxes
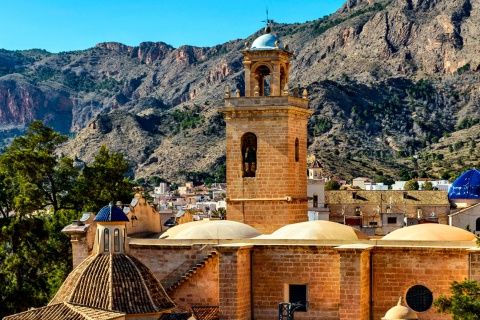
[448,169,480,199]
[382,224,477,241]
[94,204,129,222]
[251,33,285,50]
[50,254,175,314]
[382,297,418,320]
[160,220,262,239]
[256,220,368,240]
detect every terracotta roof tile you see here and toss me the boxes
[50,254,174,315]
[3,302,125,320]
[192,306,219,320]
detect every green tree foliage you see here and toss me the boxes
[0,121,79,215]
[311,117,332,136]
[325,180,341,190]
[171,105,205,133]
[434,279,480,320]
[423,181,434,190]
[75,144,135,211]
[0,124,135,317]
[404,179,419,190]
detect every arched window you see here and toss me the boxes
[114,228,120,252]
[242,133,257,177]
[104,228,110,252]
[295,138,299,162]
[313,193,318,208]
[476,217,480,232]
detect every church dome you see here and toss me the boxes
[256,220,368,240]
[50,253,175,314]
[382,224,477,241]
[382,297,418,320]
[160,220,262,239]
[94,204,129,222]
[448,169,480,199]
[250,27,285,50]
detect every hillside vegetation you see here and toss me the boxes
[0,0,479,184]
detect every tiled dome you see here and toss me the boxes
[94,204,129,222]
[448,169,480,199]
[50,254,175,315]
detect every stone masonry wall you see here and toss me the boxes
[225,109,309,234]
[128,244,215,286]
[469,250,480,281]
[218,245,253,320]
[372,247,469,320]
[170,254,219,306]
[71,236,91,269]
[252,245,340,320]
[227,200,307,234]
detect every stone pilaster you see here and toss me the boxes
[335,244,373,320]
[217,244,253,320]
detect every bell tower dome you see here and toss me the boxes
[221,27,312,234]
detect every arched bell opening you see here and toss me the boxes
[280,65,287,94]
[242,132,257,177]
[254,64,273,96]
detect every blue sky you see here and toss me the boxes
[0,0,346,53]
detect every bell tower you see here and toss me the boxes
[221,27,312,234]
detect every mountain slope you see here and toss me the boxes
[1,0,479,183]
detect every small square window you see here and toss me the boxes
[387,217,397,224]
[289,284,307,312]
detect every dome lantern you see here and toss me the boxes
[93,204,129,254]
[241,26,292,97]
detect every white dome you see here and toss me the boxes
[382,224,477,241]
[256,220,368,240]
[250,33,284,50]
[160,220,262,239]
[382,297,418,320]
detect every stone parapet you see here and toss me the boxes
[223,96,309,110]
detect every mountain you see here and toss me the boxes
[1,0,479,184]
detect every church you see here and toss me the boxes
[5,27,480,320]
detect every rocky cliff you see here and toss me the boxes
[1,0,480,183]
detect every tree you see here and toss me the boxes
[423,181,434,190]
[404,179,419,190]
[75,145,135,211]
[0,121,79,215]
[325,180,341,190]
[434,279,480,319]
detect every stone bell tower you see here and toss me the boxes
[221,26,312,234]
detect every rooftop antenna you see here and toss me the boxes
[261,7,274,32]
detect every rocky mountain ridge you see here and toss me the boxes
[1,0,480,183]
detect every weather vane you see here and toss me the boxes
[261,7,274,26]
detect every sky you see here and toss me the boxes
[0,0,346,53]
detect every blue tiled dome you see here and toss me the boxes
[448,169,480,200]
[94,204,129,222]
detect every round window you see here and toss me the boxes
[406,285,433,312]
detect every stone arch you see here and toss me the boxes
[313,193,318,208]
[252,62,273,96]
[242,132,257,177]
